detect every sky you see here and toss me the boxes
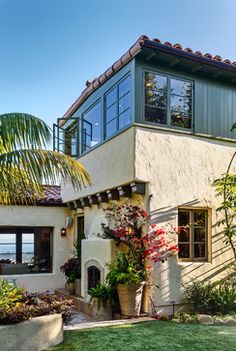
[1,0,236,135]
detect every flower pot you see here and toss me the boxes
[65,282,75,294]
[117,282,145,317]
[75,279,81,296]
[92,297,112,321]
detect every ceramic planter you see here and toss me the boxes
[117,282,145,317]
[65,282,75,294]
[92,297,112,321]
[74,279,81,296]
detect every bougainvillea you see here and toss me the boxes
[101,203,179,273]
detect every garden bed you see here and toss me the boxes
[0,313,63,351]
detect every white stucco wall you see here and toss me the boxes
[61,127,135,202]
[0,205,72,292]
[134,126,236,307]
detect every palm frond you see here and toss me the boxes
[0,113,51,152]
[0,149,91,198]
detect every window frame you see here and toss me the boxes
[177,208,210,262]
[0,227,53,274]
[81,99,102,153]
[105,74,132,139]
[143,70,194,130]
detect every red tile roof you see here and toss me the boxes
[36,185,64,206]
[62,35,236,122]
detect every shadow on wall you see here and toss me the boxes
[151,209,235,306]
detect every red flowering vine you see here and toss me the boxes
[102,203,179,273]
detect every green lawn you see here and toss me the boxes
[47,321,236,351]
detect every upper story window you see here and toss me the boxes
[105,75,131,138]
[82,101,102,152]
[144,72,193,129]
[178,209,209,262]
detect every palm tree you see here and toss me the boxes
[0,113,91,205]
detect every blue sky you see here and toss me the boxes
[0,0,236,134]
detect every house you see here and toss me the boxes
[53,35,236,313]
[0,186,72,292]
[2,35,235,313]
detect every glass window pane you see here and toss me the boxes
[171,79,192,96]
[119,92,131,113]
[83,102,102,150]
[171,111,192,129]
[194,244,205,258]
[178,244,190,258]
[119,109,131,129]
[194,211,206,226]
[145,91,167,108]
[33,228,52,273]
[119,76,131,98]
[106,88,117,108]
[106,103,117,123]
[145,107,167,124]
[178,227,190,242]
[171,95,191,114]
[0,233,16,263]
[22,233,34,263]
[178,211,190,226]
[145,73,167,92]
[194,228,206,242]
[106,119,117,138]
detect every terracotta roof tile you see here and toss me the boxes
[62,35,236,123]
[36,185,63,206]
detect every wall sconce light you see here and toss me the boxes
[61,228,67,237]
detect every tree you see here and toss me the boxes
[213,124,236,262]
[0,113,91,204]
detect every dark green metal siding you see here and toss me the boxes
[135,58,236,140]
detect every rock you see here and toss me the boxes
[185,316,196,324]
[197,314,214,324]
[171,318,180,323]
[224,318,236,325]
[214,318,225,325]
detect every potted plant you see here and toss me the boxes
[89,283,113,321]
[102,203,179,317]
[106,251,145,317]
[60,257,80,294]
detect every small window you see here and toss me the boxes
[0,227,53,274]
[82,101,102,152]
[105,75,131,138]
[144,71,193,129]
[178,209,208,262]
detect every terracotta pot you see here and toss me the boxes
[117,282,145,317]
[66,282,75,294]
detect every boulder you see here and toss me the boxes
[197,314,214,324]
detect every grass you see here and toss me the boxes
[47,320,236,351]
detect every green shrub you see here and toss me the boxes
[0,280,73,324]
[106,251,145,286]
[0,279,26,308]
[184,277,236,314]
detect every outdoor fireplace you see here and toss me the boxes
[84,259,104,296]
[87,265,101,292]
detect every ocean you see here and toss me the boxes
[0,244,34,263]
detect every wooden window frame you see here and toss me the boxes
[178,208,210,262]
